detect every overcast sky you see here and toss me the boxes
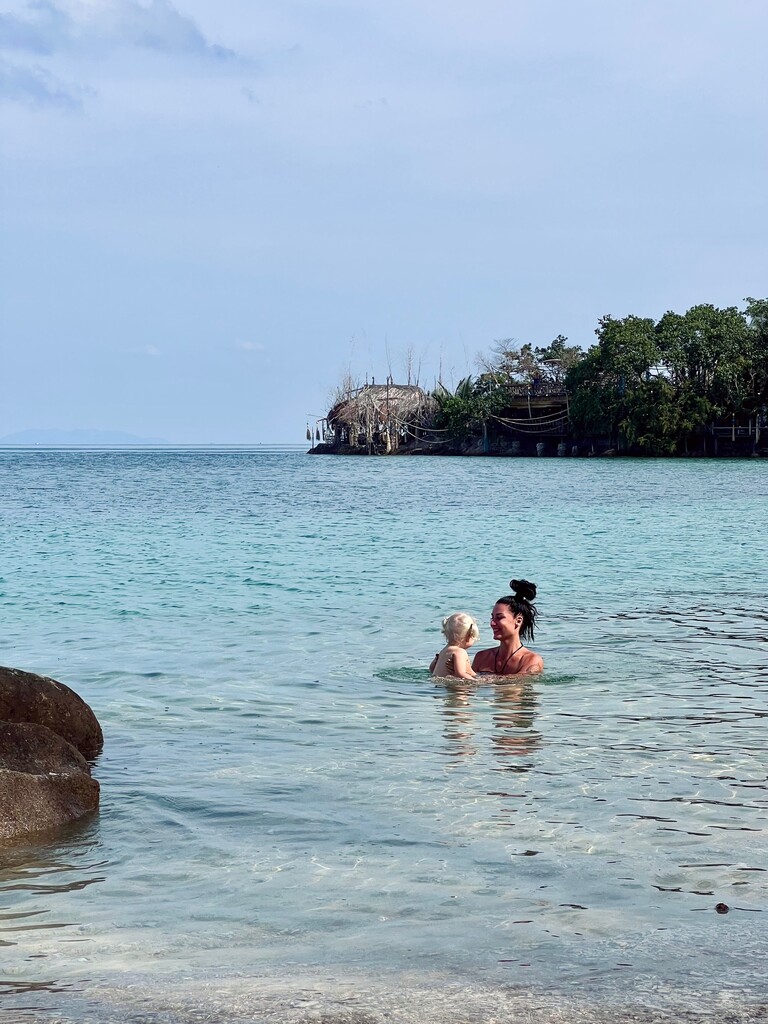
[1,0,766,442]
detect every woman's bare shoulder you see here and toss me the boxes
[520,650,544,674]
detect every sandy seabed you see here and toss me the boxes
[7,970,768,1024]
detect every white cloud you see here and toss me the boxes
[0,0,241,61]
[0,54,88,107]
[0,1,73,55]
[2,0,767,442]
[0,1,256,111]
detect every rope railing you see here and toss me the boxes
[499,383,568,398]
[497,423,568,435]
[400,425,455,445]
[491,409,568,426]
[324,403,572,447]
[491,413,569,435]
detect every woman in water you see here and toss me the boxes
[472,579,543,676]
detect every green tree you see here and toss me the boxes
[621,377,679,454]
[432,377,484,442]
[433,375,509,445]
[566,315,658,449]
[479,335,584,386]
[533,335,584,383]
[656,304,752,420]
[565,347,613,438]
[479,340,541,383]
[744,297,768,410]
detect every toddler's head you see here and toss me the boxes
[441,612,480,649]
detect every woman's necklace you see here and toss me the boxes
[495,643,523,675]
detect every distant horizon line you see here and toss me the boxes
[0,442,309,449]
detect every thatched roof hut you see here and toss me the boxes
[326,382,436,451]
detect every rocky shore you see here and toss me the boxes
[0,666,102,841]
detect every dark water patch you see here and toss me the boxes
[536,673,579,686]
[372,667,428,684]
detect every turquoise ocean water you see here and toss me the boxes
[0,449,766,1023]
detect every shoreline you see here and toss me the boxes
[8,968,768,1024]
[308,441,768,459]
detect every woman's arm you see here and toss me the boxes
[518,651,544,675]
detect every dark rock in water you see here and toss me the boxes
[0,668,103,840]
[0,666,103,758]
[0,721,100,840]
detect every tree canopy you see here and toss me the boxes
[326,297,768,456]
[563,300,767,454]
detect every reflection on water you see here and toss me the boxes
[0,823,107,1003]
[438,679,542,767]
[491,681,542,766]
[439,683,477,759]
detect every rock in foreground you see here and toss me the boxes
[0,721,100,840]
[0,665,103,758]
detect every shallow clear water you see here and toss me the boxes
[0,450,766,1023]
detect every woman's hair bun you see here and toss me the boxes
[509,579,537,602]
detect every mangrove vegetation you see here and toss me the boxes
[312,298,768,457]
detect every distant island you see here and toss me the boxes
[0,429,169,446]
[310,299,768,458]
